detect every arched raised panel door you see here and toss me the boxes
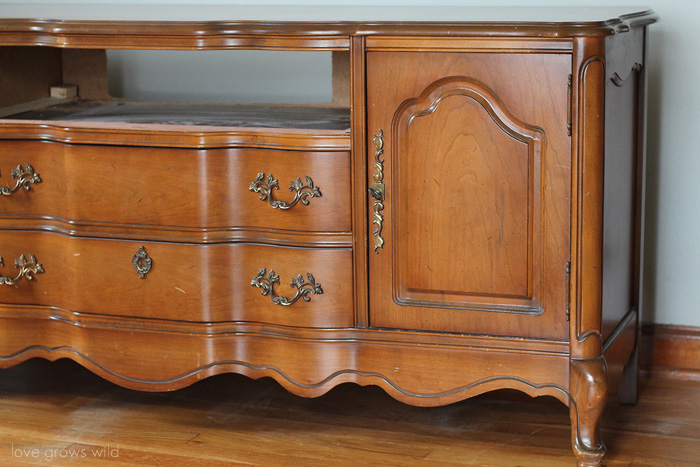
[366,51,571,340]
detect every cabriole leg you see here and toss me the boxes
[570,357,608,466]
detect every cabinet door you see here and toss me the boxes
[367,51,571,340]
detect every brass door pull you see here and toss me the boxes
[249,173,321,210]
[371,129,385,253]
[0,253,44,285]
[0,163,41,196]
[251,268,323,306]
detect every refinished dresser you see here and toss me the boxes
[0,5,656,466]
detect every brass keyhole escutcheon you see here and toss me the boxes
[132,246,152,279]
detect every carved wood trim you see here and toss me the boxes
[0,343,570,406]
[350,35,369,328]
[0,28,350,51]
[0,216,353,247]
[0,10,658,50]
[575,54,606,347]
[391,76,545,313]
[366,36,573,52]
[0,121,351,151]
[0,303,569,354]
[570,35,607,360]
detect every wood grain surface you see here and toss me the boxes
[0,360,696,466]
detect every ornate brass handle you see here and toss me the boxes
[370,129,385,253]
[0,253,44,285]
[249,173,321,210]
[0,163,41,196]
[251,268,323,306]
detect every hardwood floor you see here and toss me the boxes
[0,358,698,466]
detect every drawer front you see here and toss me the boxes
[0,140,351,233]
[0,231,353,328]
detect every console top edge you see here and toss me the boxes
[0,5,657,45]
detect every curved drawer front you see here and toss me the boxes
[0,231,353,328]
[0,140,351,235]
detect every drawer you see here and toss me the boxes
[0,231,353,328]
[0,140,351,234]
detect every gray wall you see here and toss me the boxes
[2,0,698,327]
[107,50,332,104]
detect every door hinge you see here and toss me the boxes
[565,261,571,321]
[567,74,573,137]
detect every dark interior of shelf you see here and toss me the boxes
[5,101,351,131]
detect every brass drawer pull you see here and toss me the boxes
[249,173,321,210]
[0,253,44,285]
[132,246,152,279]
[251,268,323,306]
[1,163,41,196]
[370,129,385,253]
